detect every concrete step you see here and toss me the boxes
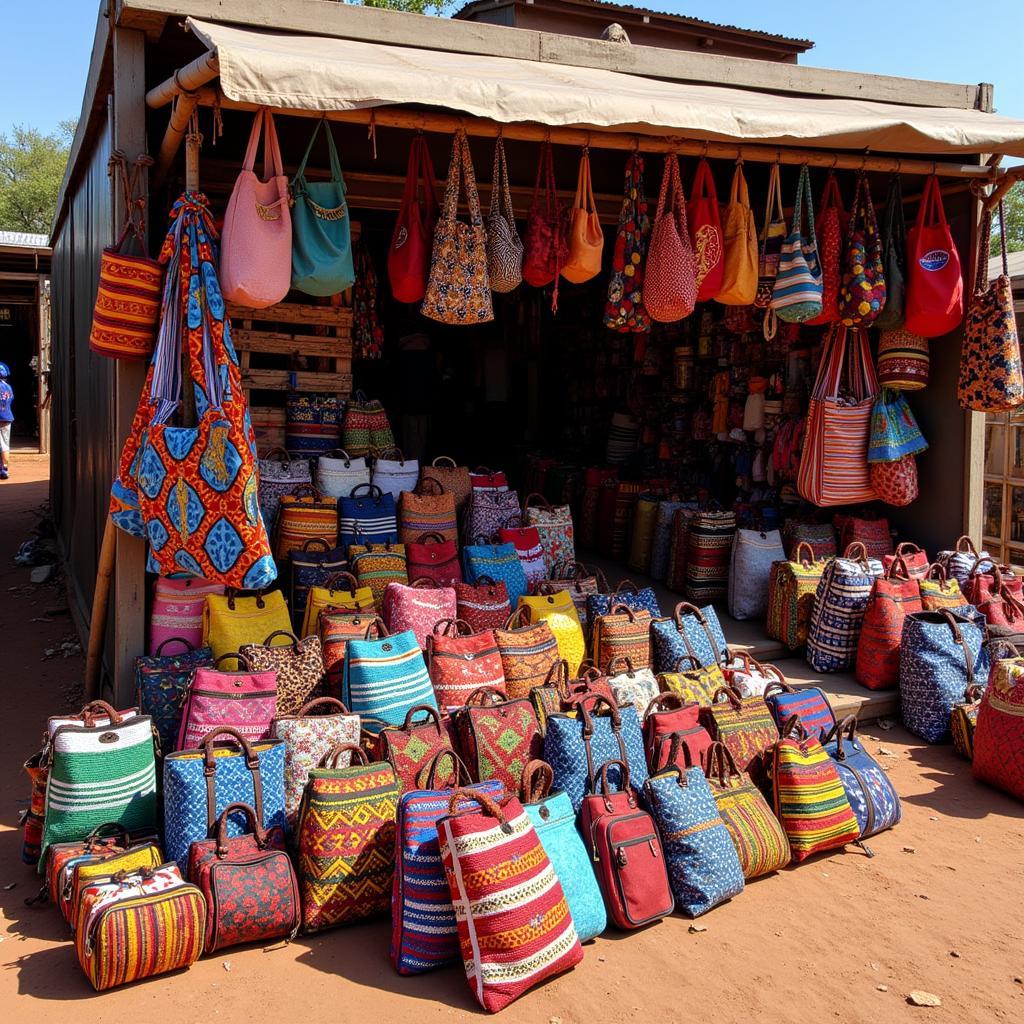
[768,657,899,724]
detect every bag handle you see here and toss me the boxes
[323,448,355,463]
[296,697,351,717]
[472,574,498,587]
[490,135,517,226]
[577,693,622,736]
[349,483,384,501]
[895,542,922,557]
[298,538,333,554]
[319,743,369,769]
[728,159,750,208]
[884,556,912,581]
[399,704,444,734]
[780,713,808,740]
[606,655,636,677]
[793,542,816,567]
[201,728,264,826]
[325,571,361,596]
[608,602,638,622]
[292,116,344,195]
[415,476,445,496]
[445,786,511,830]
[419,748,471,790]
[842,541,869,563]
[522,492,553,513]
[261,629,302,650]
[711,685,744,712]
[821,714,859,759]
[984,636,1022,660]
[818,172,845,219]
[214,802,268,856]
[213,651,252,671]
[925,562,950,584]
[672,653,703,672]
[432,455,459,469]
[963,683,985,703]
[463,686,507,707]
[440,129,485,234]
[542,658,570,698]
[643,691,687,719]
[75,700,124,728]
[415,134,439,221]
[503,606,532,629]
[596,758,635,802]
[954,535,978,555]
[759,162,784,257]
[520,759,554,803]
[153,637,196,657]
[703,740,740,786]
[433,617,473,637]
[615,578,641,595]
[762,678,797,699]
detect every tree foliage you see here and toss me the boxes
[0,121,75,235]
[992,181,1024,254]
[359,0,454,14]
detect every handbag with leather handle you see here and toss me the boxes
[389,134,439,305]
[453,575,511,632]
[698,685,779,784]
[240,630,327,716]
[426,619,506,707]
[315,449,371,500]
[382,578,457,649]
[274,486,339,563]
[302,571,376,638]
[406,532,461,587]
[643,692,712,772]
[645,153,697,323]
[319,610,383,696]
[486,135,524,293]
[134,639,214,757]
[591,602,653,672]
[338,484,398,552]
[399,476,458,547]
[288,538,347,634]
[375,704,455,791]
[350,542,409,610]
[494,607,562,699]
[856,556,924,691]
[424,456,471,513]
[562,146,603,284]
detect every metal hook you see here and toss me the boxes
[701,139,709,158]
[831,153,839,171]
[932,161,938,176]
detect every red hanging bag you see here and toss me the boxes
[806,173,848,325]
[687,158,724,301]
[522,139,567,291]
[905,176,964,338]
[645,154,698,323]
[388,135,439,304]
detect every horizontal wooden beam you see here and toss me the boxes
[232,329,352,359]
[241,368,352,392]
[227,301,353,328]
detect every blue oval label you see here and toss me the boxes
[920,249,950,272]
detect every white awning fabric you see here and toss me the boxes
[188,18,1024,157]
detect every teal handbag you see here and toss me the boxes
[521,761,606,941]
[290,119,355,296]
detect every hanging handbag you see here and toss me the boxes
[839,171,886,326]
[562,146,603,284]
[382,579,457,649]
[868,389,928,464]
[959,202,1024,412]
[463,488,522,548]
[643,692,713,772]
[728,528,786,621]
[342,625,437,736]
[905,175,964,338]
[685,507,737,603]
[763,679,837,741]
[766,542,827,652]
[148,577,225,656]
[771,165,822,323]
[176,652,278,749]
[463,540,528,607]
[427,620,506,707]
[518,589,586,676]
[877,328,929,390]
[754,163,786,308]
[855,556,923,691]
[351,237,385,359]
[316,449,371,500]
[806,172,847,325]
[659,655,727,707]
[134,639,214,755]
[767,717,860,862]
[187,801,298,952]
[822,717,902,840]
[290,117,354,296]
[421,129,493,325]
[338,483,398,551]
[604,152,651,332]
[274,487,338,562]
[389,135,439,304]
[374,704,455,791]
[972,647,1024,799]
[494,607,562,700]
[391,769,504,975]
[875,174,907,330]
[399,477,457,547]
[900,609,990,744]
[520,761,606,941]
[543,695,648,814]
[302,571,376,638]
[437,789,583,1012]
[202,588,293,660]
[285,392,343,459]
[523,491,575,572]
[797,325,879,506]
[961,563,1024,630]
[454,576,512,632]
[372,449,421,501]
[406,532,461,586]
[591,603,653,672]
[651,600,729,673]
[644,760,744,918]
[240,630,326,716]
[341,392,394,458]
[686,157,724,301]
[425,456,471,513]
[698,685,779,784]
[882,541,930,580]
[702,742,791,879]
[162,727,287,868]
[606,655,660,717]
[920,561,966,611]
[74,864,205,991]
[220,108,291,307]
[288,538,347,633]
[108,193,277,590]
[522,139,566,291]
[350,542,409,609]
[500,525,548,588]
[872,453,919,506]
[486,135,524,293]
[645,153,697,323]
[270,697,361,828]
[715,160,757,306]
[580,759,674,928]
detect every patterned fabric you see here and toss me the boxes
[454,696,542,795]
[454,579,512,632]
[285,394,343,458]
[950,686,983,760]
[518,592,586,677]
[838,517,893,561]
[341,396,393,459]
[427,628,506,708]
[274,493,338,563]
[297,757,400,932]
[390,781,504,974]
[769,729,861,861]
[463,490,522,550]
[399,490,458,547]
[822,721,902,839]
[134,645,214,754]
[89,243,162,359]
[438,795,583,1012]
[349,545,409,610]
[587,583,662,625]
[463,542,528,609]
[163,739,287,867]
[936,537,991,590]
[342,629,437,736]
[838,172,886,327]
[319,609,381,696]
[148,577,224,655]
[644,766,745,917]
[703,745,791,879]
[698,688,779,782]
[21,753,46,865]
[426,458,471,513]
[41,716,158,865]
[878,329,929,390]
[270,701,361,827]
[108,194,276,590]
[685,510,737,603]
[763,684,836,741]
[382,582,457,650]
[352,240,385,359]
[900,611,989,744]
[406,535,461,587]
[806,554,883,673]
[659,662,726,706]
[75,867,205,991]
[608,663,660,717]
[240,634,326,716]
[604,152,651,333]
[499,527,548,588]
[766,548,827,651]
[783,522,837,561]
[202,590,293,661]
[592,607,653,672]
[495,621,561,700]
[177,666,278,750]
[855,571,923,690]
[375,708,454,792]
[973,656,1024,800]
[338,487,398,551]
[302,576,376,639]
[524,497,575,573]
[62,841,163,927]
[258,453,313,541]
[651,602,728,673]
[288,543,347,633]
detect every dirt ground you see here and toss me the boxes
[1,455,1022,1022]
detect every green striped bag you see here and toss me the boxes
[40,711,158,869]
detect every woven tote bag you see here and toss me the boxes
[499,526,548,588]
[200,578,290,656]
[951,684,984,760]
[341,394,394,459]
[437,790,583,1012]
[972,650,1024,800]
[644,764,745,917]
[288,539,347,633]
[270,697,361,828]
[382,580,457,649]
[763,680,836,742]
[148,577,225,656]
[374,705,455,792]
[882,542,930,580]
[919,562,965,612]
[728,528,786,621]
[350,543,409,610]
[296,745,400,932]
[838,172,886,327]
[495,609,562,700]
[372,450,421,502]
[406,532,461,587]
[274,489,338,563]
[658,656,727,706]
[837,515,893,561]
[587,578,662,625]
[936,535,991,589]
[453,688,542,795]
[603,152,651,332]
[399,478,457,547]
[805,544,883,673]
[770,165,822,323]
[905,175,964,338]
[855,557,923,691]
[783,521,837,561]
[523,492,575,572]
[645,153,697,323]
[486,136,524,293]
[390,778,504,975]
[453,577,511,632]
[135,641,214,756]
[424,457,471,513]
[256,448,311,538]
[427,621,506,708]
[766,542,827,651]
[702,742,791,879]
[319,609,383,695]
[302,571,376,638]
[698,686,779,784]
[651,601,729,673]
[240,630,326,716]
[768,718,860,862]
[562,146,603,284]
[463,489,522,549]
[518,590,586,677]
[715,161,757,306]
[315,449,371,500]
[685,508,737,603]
[591,603,653,672]
[285,393,343,459]
[540,561,610,628]
[520,761,606,942]
[878,329,929,390]
[338,484,398,552]
[900,610,989,744]
[463,541,528,608]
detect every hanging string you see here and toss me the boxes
[368,110,378,160]
[211,94,223,146]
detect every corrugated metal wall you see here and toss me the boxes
[50,118,116,630]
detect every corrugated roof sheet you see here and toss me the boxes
[0,231,51,248]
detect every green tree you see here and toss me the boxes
[359,0,453,14]
[992,181,1024,254]
[0,121,75,235]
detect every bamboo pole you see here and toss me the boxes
[982,164,1024,212]
[152,92,198,190]
[145,51,220,108]
[84,514,117,700]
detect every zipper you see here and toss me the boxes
[189,689,273,700]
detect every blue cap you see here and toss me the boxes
[0,363,9,378]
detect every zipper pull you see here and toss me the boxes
[616,847,628,868]
[854,839,875,858]
[649,838,659,859]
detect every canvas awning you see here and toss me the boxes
[187,18,1024,158]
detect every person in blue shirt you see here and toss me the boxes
[0,363,14,480]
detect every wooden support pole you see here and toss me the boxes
[84,515,117,700]
[151,92,198,190]
[145,50,219,108]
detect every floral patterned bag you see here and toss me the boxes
[421,129,493,325]
[839,172,886,327]
[604,152,651,332]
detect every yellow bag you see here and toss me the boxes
[716,162,758,306]
[202,590,292,661]
[518,590,586,677]
[658,654,727,706]
[627,494,660,574]
[68,842,163,930]
[301,571,375,637]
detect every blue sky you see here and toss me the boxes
[2,1,1022,137]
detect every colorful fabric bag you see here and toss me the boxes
[855,556,923,691]
[341,393,394,458]
[721,653,786,699]
[783,522,837,561]
[274,488,338,562]
[374,705,455,792]
[389,134,438,305]
[406,532,461,587]
[427,621,506,708]
[350,543,409,609]
[685,508,737,603]
[382,579,457,649]
[766,542,827,651]
[463,489,522,549]
[148,577,225,656]
[285,393,342,459]
[288,539,347,633]
[937,535,991,589]
[587,578,662,625]
[658,655,727,707]
[592,603,653,672]
[650,500,687,581]
[316,449,371,500]
[463,541,528,608]
[651,601,729,673]
[626,494,660,574]
[500,526,548,588]
[255,448,311,539]
[319,609,382,695]
[186,802,298,952]
[951,684,985,760]
[495,609,562,700]
[486,136,524,293]
[454,576,512,632]
[839,171,886,327]
[882,542,930,580]
[763,679,836,741]
[715,161,757,306]
[518,590,586,677]
[338,484,398,551]
[755,163,786,308]
[522,139,566,292]
[399,478,457,547]
[606,655,660,717]
[542,561,610,627]
[425,456,471,513]
[972,650,1024,799]
[302,571,376,639]
[240,630,326,716]
[604,152,651,332]
[920,562,966,611]
[877,328,929,390]
[645,153,697,323]
[771,165,822,323]
[728,528,786,621]
[837,516,893,561]
[868,389,928,464]
[687,157,724,300]
[698,686,779,783]
[806,172,847,325]
[642,692,713,772]
[134,640,214,755]
[562,146,603,284]
[453,687,542,795]
[905,175,964,338]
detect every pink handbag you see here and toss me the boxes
[382,579,458,649]
[148,578,225,655]
[220,108,292,308]
[176,653,278,750]
[498,526,547,588]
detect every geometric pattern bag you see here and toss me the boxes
[838,171,886,328]
[373,705,454,793]
[240,630,327,716]
[685,508,737,604]
[645,152,697,323]
[658,655,727,707]
[604,152,651,333]
[591,603,653,673]
[972,651,1024,800]
[762,679,837,742]
[698,686,779,784]
[350,544,410,611]
[288,539,347,633]
[274,489,339,563]
[486,136,524,294]
[297,745,401,933]
[134,640,214,756]
[426,621,507,708]
[494,610,562,700]
[770,165,822,323]
[766,542,827,651]
[399,479,458,547]
[855,557,923,691]
[437,790,583,1012]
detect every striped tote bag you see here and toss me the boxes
[438,790,583,1011]
[685,509,737,603]
[797,325,878,507]
[770,165,823,323]
[398,479,458,546]
[766,542,827,651]
[338,485,398,553]
[342,628,438,736]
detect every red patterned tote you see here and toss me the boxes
[806,173,847,326]
[882,542,930,580]
[855,556,923,690]
[426,620,506,708]
[972,648,1024,799]
[591,603,653,672]
[109,194,275,589]
[406,532,462,587]
[453,687,542,795]
[454,576,512,632]
[319,610,382,697]
[437,789,583,1012]
[374,705,456,792]
[495,608,562,700]
[604,152,651,333]
[687,158,725,301]
[645,153,697,323]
